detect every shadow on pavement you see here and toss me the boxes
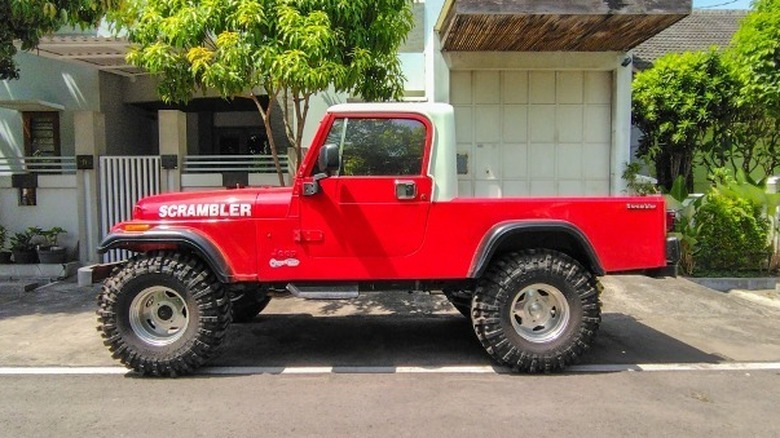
[0,283,96,320]
[216,313,486,367]
[214,311,724,369]
[316,293,455,315]
[583,313,724,364]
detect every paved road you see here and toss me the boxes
[1,371,778,437]
[0,275,778,437]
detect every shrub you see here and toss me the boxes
[622,162,660,196]
[665,176,701,275]
[694,191,772,274]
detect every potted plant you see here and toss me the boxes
[10,228,38,264]
[37,227,67,264]
[0,225,11,264]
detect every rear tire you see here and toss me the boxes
[96,252,232,376]
[472,249,601,373]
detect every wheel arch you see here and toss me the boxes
[468,221,605,278]
[98,228,234,283]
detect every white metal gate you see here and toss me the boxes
[100,156,161,262]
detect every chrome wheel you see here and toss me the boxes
[510,283,570,343]
[129,286,189,346]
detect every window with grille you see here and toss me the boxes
[23,112,60,157]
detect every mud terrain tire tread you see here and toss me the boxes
[472,249,601,373]
[96,252,231,376]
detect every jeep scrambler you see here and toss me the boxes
[97,103,677,376]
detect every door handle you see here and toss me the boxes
[395,180,417,200]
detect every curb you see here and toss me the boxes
[685,277,778,292]
[0,281,41,295]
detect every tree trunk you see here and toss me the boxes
[655,151,672,191]
[251,92,286,187]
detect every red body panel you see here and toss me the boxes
[112,109,669,283]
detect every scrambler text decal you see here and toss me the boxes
[626,203,657,210]
[158,203,252,218]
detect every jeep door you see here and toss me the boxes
[298,114,433,259]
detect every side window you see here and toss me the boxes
[323,117,426,176]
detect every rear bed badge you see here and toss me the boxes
[626,203,657,210]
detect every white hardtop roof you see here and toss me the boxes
[327,102,453,118]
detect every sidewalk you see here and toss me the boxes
[0,280,110,366]
[1,275,779,368]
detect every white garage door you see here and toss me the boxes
[451,70,612,197]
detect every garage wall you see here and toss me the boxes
[451,70,613,197]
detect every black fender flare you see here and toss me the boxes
[98,228,234,283]
[468,220,605,278]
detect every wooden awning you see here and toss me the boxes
[437,0,692,52]
[32,35,144,77]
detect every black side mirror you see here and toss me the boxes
[304,144,340,197]
[318,143,340,175]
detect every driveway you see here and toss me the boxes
[2,275,780,437]
[0,275,779,368]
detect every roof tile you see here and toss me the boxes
[633,9,748,70]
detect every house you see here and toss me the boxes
[0,0,691,264]
[633,9,749,71]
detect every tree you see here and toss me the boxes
[632,50,737,190]
[732,0,780,117]
[727,0,780,179]
[699,99,780,180]
[1,0,116,80]
[113,0,414,186]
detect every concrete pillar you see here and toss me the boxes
[425,0,449,103]
[158,110,188,192]
[74,111,106,263]
[611,54,633,196]
[768,176,780,255]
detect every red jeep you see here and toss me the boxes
[96,103,678,376]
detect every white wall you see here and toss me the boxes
[0,175,80,258]
[400,53,426,96]
[180,173,289,191]
[299,88,348,153]
[0,52,101,157]
[425,0,448,103]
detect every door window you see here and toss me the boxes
[324,118,426,176]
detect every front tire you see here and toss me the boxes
[472,250,601,373]
[231,289,271,323]
[97,252,232,376]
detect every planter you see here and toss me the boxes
[37,247,67,264]
[0,251,11,264]
[12,249,38,264]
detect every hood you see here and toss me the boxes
[133,187,294,221]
